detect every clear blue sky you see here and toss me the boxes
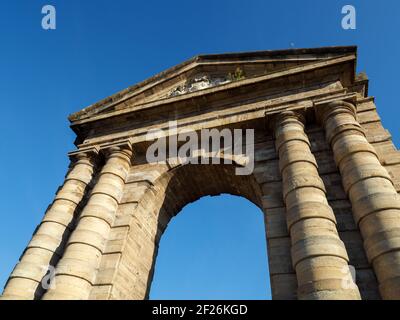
[0,0,399,300]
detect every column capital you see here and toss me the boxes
[68,146,99,165]
[269,109,306,132]
[316,100,365,145]
[99,139,134,163]
[316,100,357,125]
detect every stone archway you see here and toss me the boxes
[107,161,265,300]
[2,46,400,300]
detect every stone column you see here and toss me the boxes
[319,100,400,299]
[42,141,133,300]
[273,110,361,300]
[1,147,98,300]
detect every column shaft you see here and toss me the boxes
[42,143,132,300]
[1,148,97,300]
[274,111,361,300]
[320,101,400,299]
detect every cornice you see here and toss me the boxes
[69,46,357,123]
[70,54,356,128]
[75,86,351,150]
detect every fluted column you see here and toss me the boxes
[42,141,133,300]
[1,147,98,300]
[319,101,400,299]
[273,110,361,300]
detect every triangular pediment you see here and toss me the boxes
[69,46,357,122]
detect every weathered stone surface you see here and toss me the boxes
[274,111,360,300]
[1,149,98,300]
[2,46,399,300]
[319,100,400,300]
[43,144,133,300]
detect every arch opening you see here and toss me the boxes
[116,161,276,300]
[149,194,271,300]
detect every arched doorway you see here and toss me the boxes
[103,160,283,300]
[149,194,271,299]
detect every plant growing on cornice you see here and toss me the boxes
[228,67,245,81]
